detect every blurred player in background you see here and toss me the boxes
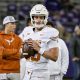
[47,38,69,80]
[19,4,59,80]
[46,20,69,80]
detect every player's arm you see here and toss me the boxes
[42,47,59,61]
[27,38,59,61]
[40,27,59,61]
[40,38,59,61]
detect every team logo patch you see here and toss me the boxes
[40,34,44,36]
[27,33,30,35]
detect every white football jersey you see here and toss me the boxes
[19,26,59,70]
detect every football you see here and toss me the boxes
[22,42,37,59]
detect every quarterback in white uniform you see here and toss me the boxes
[19,4,59,80]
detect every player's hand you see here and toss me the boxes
[27,39,40,52]
[22,39,38,59]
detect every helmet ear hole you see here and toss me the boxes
[44,16,45,19]
[32,16,34,20]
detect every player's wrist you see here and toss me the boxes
[39,48,45,55]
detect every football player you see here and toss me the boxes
[46,20,69,80]
[19,4,59,80]
[47,38,69,80]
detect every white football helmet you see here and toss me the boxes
[30,4,49,28]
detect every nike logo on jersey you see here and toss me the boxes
[40,33,44,36]
[27,33,30,35]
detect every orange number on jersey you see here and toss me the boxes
[31,53,40,61]
[31,40,41,61]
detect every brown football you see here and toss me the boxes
[22,42,37,59]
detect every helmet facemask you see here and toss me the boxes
[31,15,47,29]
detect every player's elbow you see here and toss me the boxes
[52,55,58,61]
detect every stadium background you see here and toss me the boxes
[0,0,80,80]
